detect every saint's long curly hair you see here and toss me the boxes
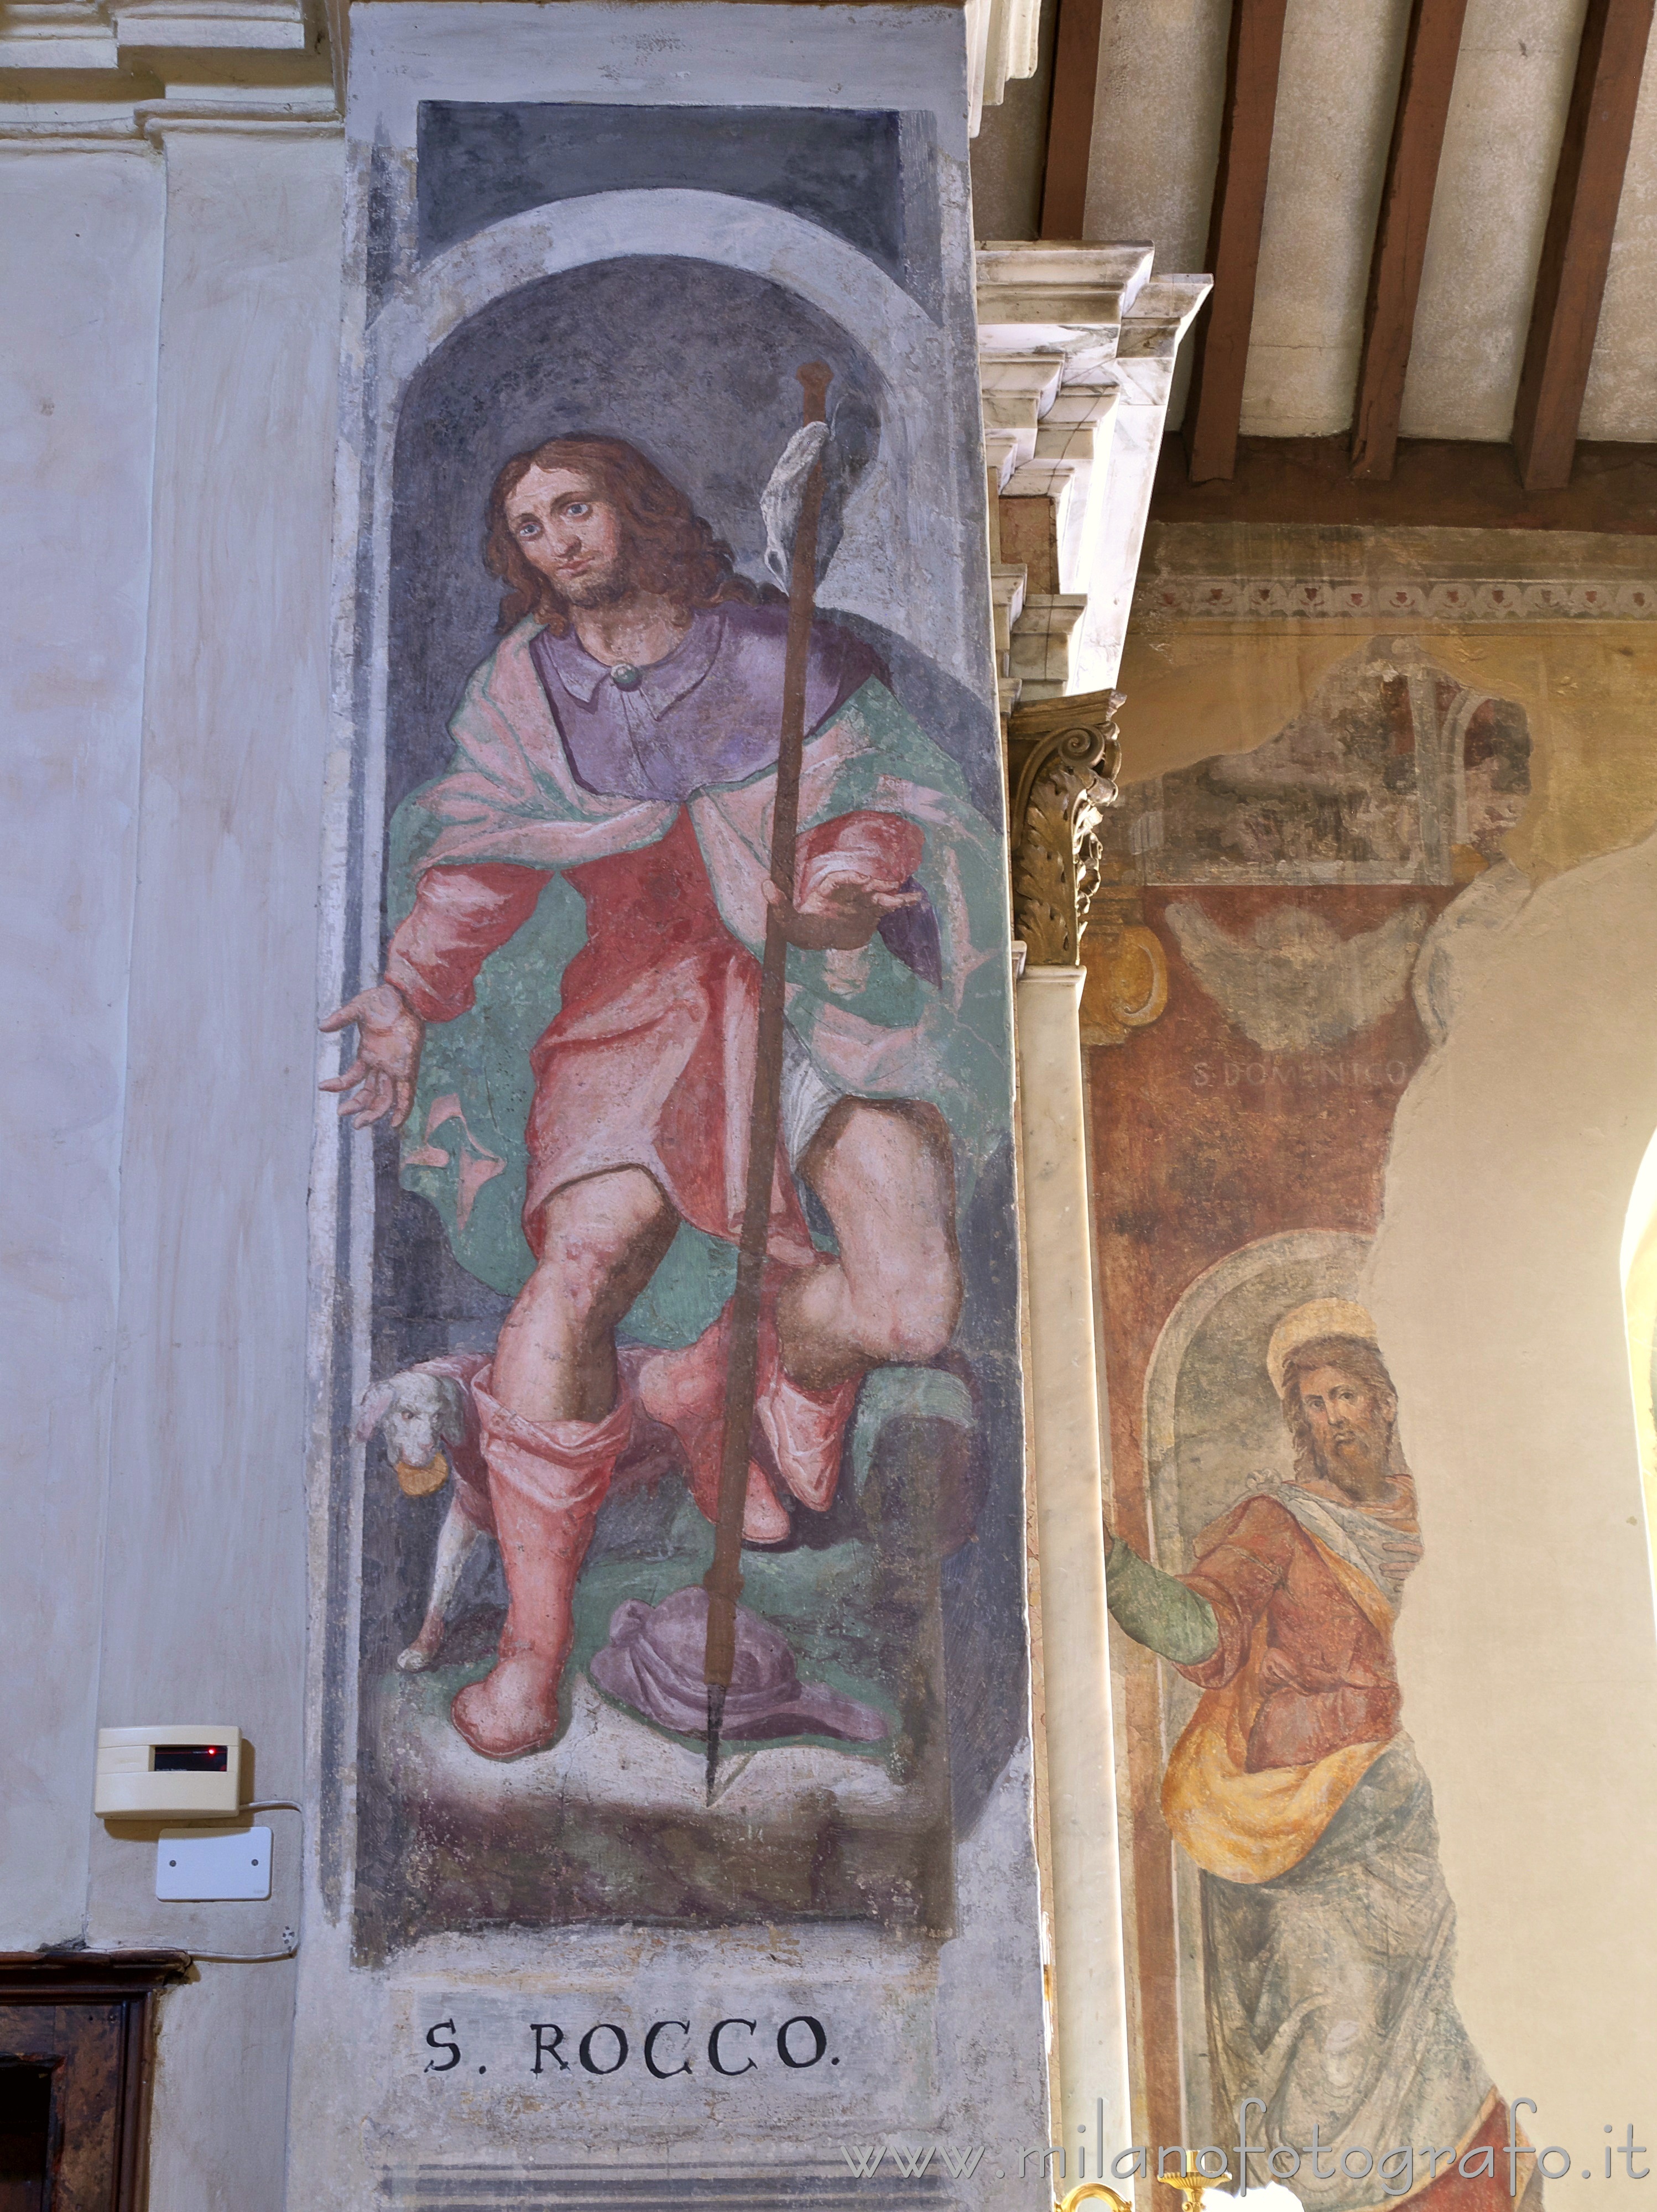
[1280,1335,1403,1485]
[482,435,758,636]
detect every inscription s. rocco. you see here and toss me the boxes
[421,2011,835,2078]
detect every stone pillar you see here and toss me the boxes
[1010,691,1133,2158]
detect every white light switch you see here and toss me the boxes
[155,1825,272,1901]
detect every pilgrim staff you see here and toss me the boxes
[702,361,835,1802]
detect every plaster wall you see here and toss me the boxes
[0,143,163,1951]
[0,117,342,2211]
[1369,830,1657,2200]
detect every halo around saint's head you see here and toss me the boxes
[1267,1298,1380,1397]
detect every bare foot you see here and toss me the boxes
[451,1655,563,1760]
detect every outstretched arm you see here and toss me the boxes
[1107,1495,1298,1683]
[319,859,550,1130]
[1104,1536,1221,1667]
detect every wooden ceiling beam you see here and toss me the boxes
[1039,0,1106,238]
[1348,0,1471,480]
[1181,0,1291,484]
[1513,0,1657,492]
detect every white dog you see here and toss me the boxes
[356,1358,494,1673]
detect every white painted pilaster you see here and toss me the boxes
[1016,966,1132,2164]
[82,109,343,2212]
[0,137,163,1952]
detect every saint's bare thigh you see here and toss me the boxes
[781,1099,962,1391]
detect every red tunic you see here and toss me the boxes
[386,806,921,1263]
[1178,1493,1401,1768]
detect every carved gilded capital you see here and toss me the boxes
[1007,687,1123,968]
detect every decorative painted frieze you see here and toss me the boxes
[1137,575,1657,619]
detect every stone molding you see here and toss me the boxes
[0,0,332,136]
[1006,686,1122,968]
[977,244,1210,706]
[965,0,1040,131]
[1,0,1036,139]
[1136,575,1657,620]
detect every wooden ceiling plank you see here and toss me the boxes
[1349,0,1471,481]
[1182,0,1291,485]
[1039,0,1107,239]
[1513,0,1657,492]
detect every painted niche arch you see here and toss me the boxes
[361,188,973,686]
[1139,1225,1372,2145]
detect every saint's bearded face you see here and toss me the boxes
[1295,1361,1395,1503]
[506,463,631,609]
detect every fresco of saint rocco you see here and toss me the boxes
[1104,1301,1538,2212]
[323,434,1005,1764]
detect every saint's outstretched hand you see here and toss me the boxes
[760,874,921,951]
[320,982,426,1130]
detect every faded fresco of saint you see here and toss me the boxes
[1106,644,1531,885]
[1104,1302,1539,2212]
[327,420,1014,1937]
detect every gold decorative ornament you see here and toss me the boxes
[1056,2164,1231,2212]
[1160,2170,1232,2212]
[1007,687,1123,968]
[1081,886,1170,1047]
[395,1450,449,1498]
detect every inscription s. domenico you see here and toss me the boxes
[423,2011,835,2079]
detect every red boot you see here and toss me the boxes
[450,1367,632,1761]
[633,1312,793,1544]
[755,1284,858,1513]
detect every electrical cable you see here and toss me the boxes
[178,1801,305,1963]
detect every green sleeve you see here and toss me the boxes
[1106,1542,1219,1666]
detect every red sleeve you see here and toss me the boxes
[1175,1496,1302,1691]
[795,811,925,905]
[385,862,550,1024]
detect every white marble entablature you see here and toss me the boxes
[976,243,1210,706]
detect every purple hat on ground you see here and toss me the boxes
[588,1585,889,1745]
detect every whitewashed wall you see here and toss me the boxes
[2,141,163,1952]
[1372,830,1657,2209]
[0,117,342,2211]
